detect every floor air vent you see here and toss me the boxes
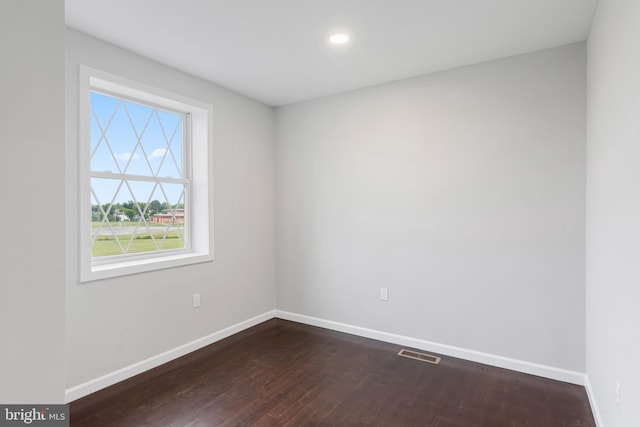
[398,349,441,365]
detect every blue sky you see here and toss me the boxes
[90,92,185,208]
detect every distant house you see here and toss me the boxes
[114,211,130,222]
[151,209,185,225]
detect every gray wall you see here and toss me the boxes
[587,0,640,425]
[276,43,586,371]
[65,30,277,388]
[0,0,66,403]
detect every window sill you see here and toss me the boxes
[80,251,213,282]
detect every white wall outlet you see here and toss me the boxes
[380,288,388,301]
[192,293,201,308]
[615,380,622,412]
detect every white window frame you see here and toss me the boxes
[79,66,213,282]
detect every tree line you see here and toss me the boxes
[92,200,184,222]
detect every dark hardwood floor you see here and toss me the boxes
[70,319,595,426]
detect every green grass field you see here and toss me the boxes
[91,222,185,256]
[91,221,166,228]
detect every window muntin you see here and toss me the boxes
[89,91,190,259]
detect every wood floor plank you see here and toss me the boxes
[70,319,595,426]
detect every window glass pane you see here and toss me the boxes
[90,92,183,178]
[90,177,187,257]
[89,90,187,259]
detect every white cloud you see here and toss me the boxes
[113,152,139,162]
[150,148,167,159]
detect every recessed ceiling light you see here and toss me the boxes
[329,33,349,44]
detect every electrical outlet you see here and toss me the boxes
[380,288,388,301]
[193,293,201,308]
[615,380,622,412]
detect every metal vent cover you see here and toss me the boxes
[398,349,441,365]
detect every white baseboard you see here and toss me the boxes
[584,375,604,427]
[66,309,590,408]
[275,310,586,386]
[65,310,277,403]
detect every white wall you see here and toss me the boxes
[0,0,66,403]
[276,43,586,372]
[65,30,276,389]
[586,0,640,425]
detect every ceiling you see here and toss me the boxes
[65,0,598,107]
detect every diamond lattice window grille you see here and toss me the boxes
[89,91,189,258]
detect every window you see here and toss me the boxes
[79,67,213,282]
